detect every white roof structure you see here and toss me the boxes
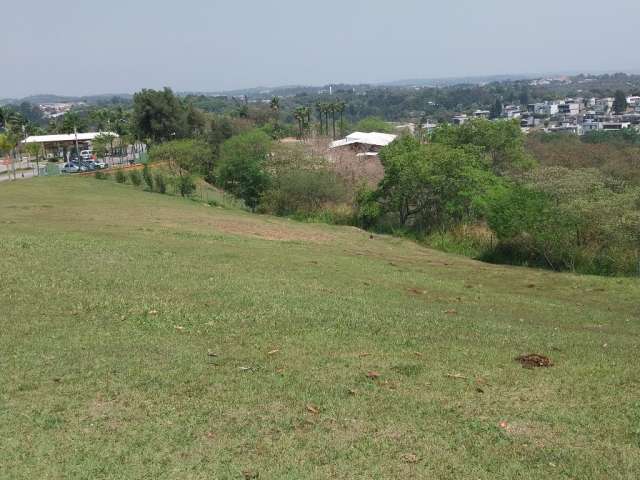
[330,131,397,149]
[22,132,119,144]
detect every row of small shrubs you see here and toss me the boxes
[96,166,171,195]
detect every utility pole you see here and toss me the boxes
[74,126,80,164]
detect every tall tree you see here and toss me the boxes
[216,130,272,210]
[490,98,503,119]
[335,101,346,136]
[613,90,628,115]
[326,103,335,138]
[315,102,323,135]
[132,87,186,144]
[270,96,281,125]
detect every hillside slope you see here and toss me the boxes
[1,177,639,479]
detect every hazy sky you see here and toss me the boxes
[2,0,639,97]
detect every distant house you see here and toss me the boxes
[473,110,490,119]
[548,123,582,135]
[626,96,640,106]
[452,114,468,125]
[502,105,521,119]
[528,102,559,116]
[558,102,580,116]
[594,98,614,113]
[329,131,398,157]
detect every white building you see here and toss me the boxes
[330,131,397,156]
[626,96,640,106]
[452,114,468,125]
[528,102,559,116]
[582,121,631,133]
[502,105,521,119]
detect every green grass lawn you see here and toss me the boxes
[1,177,639,479]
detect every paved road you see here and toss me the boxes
[0,166,38,182]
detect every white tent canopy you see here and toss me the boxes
[22,132,119,144]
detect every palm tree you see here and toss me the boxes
[315,102,324,135]
[321,103,330,136]
[293,107,306,139]
[270,96,281,125]
[329,103,337,139]
[335,101,346,136]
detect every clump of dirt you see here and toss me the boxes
[516,354,553,369]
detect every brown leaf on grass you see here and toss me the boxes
[348,389,357,396]
[444,309,457,315]
[400,453,418,464]
[148,309,158,315]
[358,352,372,358]
[306,404,320,414]
[499,420,508,429]
[205,431,215,439]
[366,371,381,379]
[267,349,280,355]
[515,354,553,368]
[407,287,426,295]
[414,352,423,357]
[174,325,184,331]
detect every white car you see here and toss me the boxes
[80,150,93,160]
[93,159,108,169]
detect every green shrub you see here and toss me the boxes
[94,171,108,180]
[115,169,127,184]
[142,164,153,190]
[129,170,142,186]
[177,174,196,197]
[260,169,346,216]
[154,173,167,194]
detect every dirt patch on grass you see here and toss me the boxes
[502,420,557,448]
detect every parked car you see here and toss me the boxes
[80,150,93,160]
[93,159,108,169]
[60,163,80,173]
[78,160,96,171]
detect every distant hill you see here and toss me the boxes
[2,93,133,106]
[379,74,535,88]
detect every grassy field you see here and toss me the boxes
[1,177,639,479]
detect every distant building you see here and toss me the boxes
[558,103,580,116]
[329,131,397,157]
[473,110,490,119]
[548,123,582,135]
[626,96,640,106]
[528,102,559,116]
[594,98,614,113]
[502,105,521,119]
[452,114,468,125]
[582,121,631,133]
